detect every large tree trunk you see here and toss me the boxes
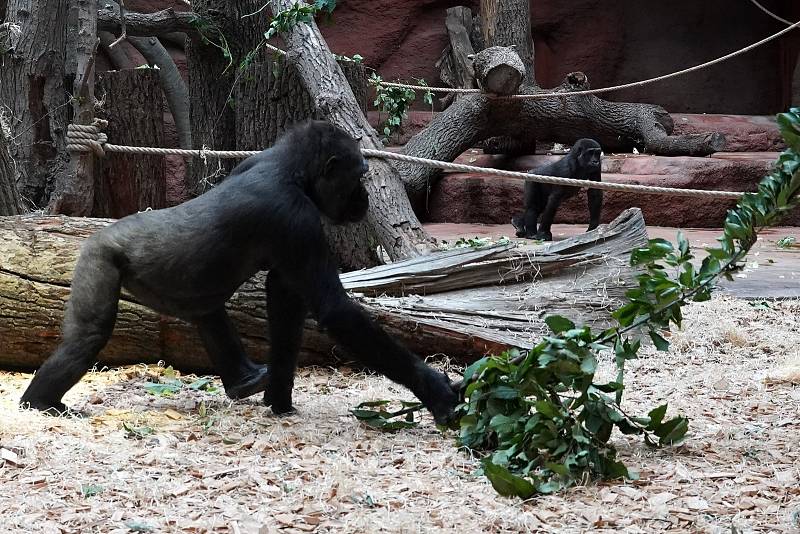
[48,0,98,216]
[0,209,648,371]
[0,0,70,208]
[94,70,166,217]
[235,57,367,150]
[0,122,22,215]
[186,0,263,195]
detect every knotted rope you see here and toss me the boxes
[66,119,109,157]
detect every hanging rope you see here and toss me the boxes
[65,125,746,200]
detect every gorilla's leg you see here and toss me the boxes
[20,241,122,414]
[263,271,308,414]
[194,309,269,400]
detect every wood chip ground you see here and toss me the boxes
[1,296,799,533]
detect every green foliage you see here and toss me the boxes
[370,74,433,141]
[143,367,219,398]
[264,3,318,40]
[189,15,234,73]
[334,53,364,64]
[351,400,422,431]
[777,235,797,248]
[122,422,155,440]
[353,109,800,498]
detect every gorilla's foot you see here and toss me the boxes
[224,365,270,400]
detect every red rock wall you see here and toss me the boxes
[124,0,800,115]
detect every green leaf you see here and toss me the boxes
[655,416,690,445]
[545,315,575,334]
[143,381,182,397]
[649,330,670,351]
[481,459,536,498]
[646,404,668,429]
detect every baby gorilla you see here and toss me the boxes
[511,138,603,241]
[20,120,458,424]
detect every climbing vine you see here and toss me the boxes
[353,108,800,497]
[370,74,433,141]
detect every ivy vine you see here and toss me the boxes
[370,73,433,141]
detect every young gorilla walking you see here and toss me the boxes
[20,121,458,424]
[511,138,603,241]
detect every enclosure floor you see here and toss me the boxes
[426,223,800,299]
[1,297,799,532]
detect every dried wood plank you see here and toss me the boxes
[0,209,647,370]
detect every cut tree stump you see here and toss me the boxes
[0,209,647,371]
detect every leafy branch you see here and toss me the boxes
[370,74,433,141]
[352,108,800,497]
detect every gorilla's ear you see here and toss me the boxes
[324,155,339,176]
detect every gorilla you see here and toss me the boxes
[511,138,603,241]
[20,120,458,424]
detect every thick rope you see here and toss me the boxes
[64,125,745,199]
[65,120,109,157]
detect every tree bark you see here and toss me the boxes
[0,123,22,215]
[436,6,478,108]
[0,0,70,208]
[235,56,367,150]
[270,0,435,269]
[49,0,98,216]
[94,69,166,218]
[480,0,534,84]
[0,209,648,371]
[186,0,264,195]
[126,35,192,149]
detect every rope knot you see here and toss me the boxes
[66,119,109,157]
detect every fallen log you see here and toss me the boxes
[0,209,647,371]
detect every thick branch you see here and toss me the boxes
[97,6,197,36]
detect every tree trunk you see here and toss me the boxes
[48,0,98,216]
[186,0,263,195]
[0,209,648,371]
[436,6,478,108]
[0,0,70,208]
[94,69,166,218]
[126,36,191,150]
[480,0,534,84]
[235,56,367,150]
[0,123,22,215]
